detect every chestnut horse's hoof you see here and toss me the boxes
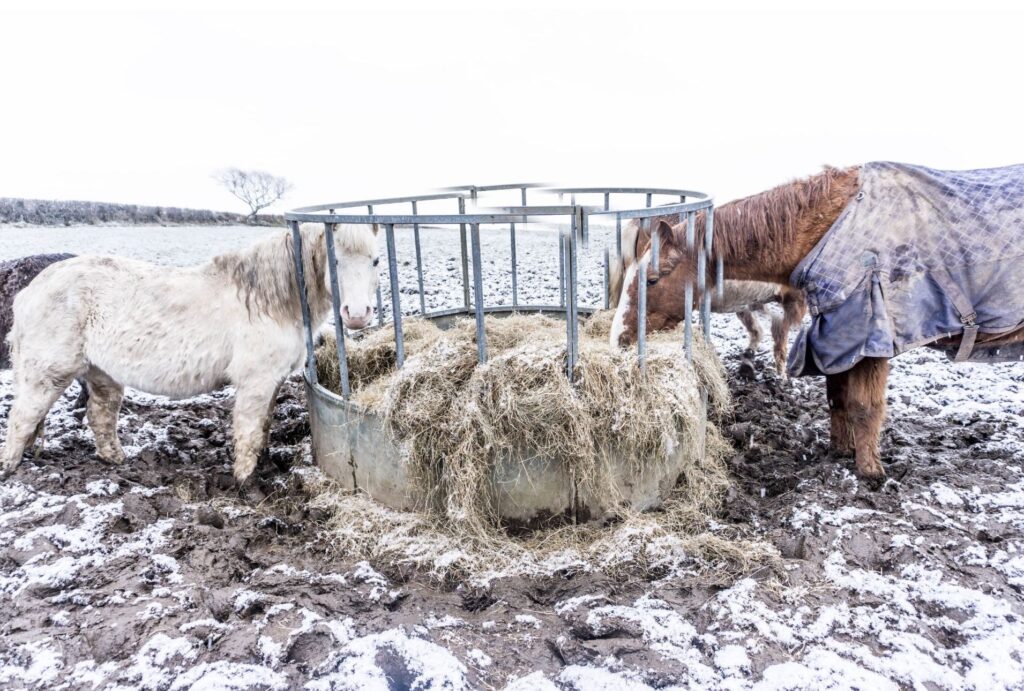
[829,440,855,456]
[856,459,886,485]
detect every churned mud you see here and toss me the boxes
[1,225,1022,688]
[2,339,1023,689]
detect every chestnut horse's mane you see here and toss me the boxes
[609,165,860,306]
[689,165,859,266]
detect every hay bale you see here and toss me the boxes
[315,312,732,535]
[309,312,779,581]
[316,318,444,404]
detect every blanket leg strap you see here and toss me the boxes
[933,267,979,362]
[955,322,979,362]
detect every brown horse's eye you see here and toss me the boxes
[647,277,658,287]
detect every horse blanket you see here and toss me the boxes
[789,161,1024,377]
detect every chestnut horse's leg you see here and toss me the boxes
[826,370,854,453]
[841,356,889,479]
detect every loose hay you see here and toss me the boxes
[312,311,777,580]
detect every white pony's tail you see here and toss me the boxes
[608,220,640,309]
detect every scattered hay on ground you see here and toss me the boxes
[311,311,777,581]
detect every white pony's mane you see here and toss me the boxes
[333,223,378,257]
[210,223,375,322]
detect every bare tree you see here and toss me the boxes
[213,168,292,223]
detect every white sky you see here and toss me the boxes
[2,3,1022,214]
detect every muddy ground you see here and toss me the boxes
[1,224,1022,688]
[2,340,1022,689]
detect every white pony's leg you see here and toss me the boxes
[770,313,789,380]
[85,367,125,464]
[1,371,75,479]
[231,379,282,483]
[736,308,764,354]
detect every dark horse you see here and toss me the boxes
[614,164,1024,480]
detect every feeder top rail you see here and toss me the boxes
[285,183,713,226]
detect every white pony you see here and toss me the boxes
[1,223,379,482]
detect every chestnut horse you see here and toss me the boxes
[608,220,806,377]
[612,165,1024,480]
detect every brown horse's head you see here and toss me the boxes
[609,219,693,348]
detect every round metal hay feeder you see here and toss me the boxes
[286,184,719,527]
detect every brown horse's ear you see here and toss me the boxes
[653,220,677,249]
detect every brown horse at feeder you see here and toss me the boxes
[608,218,807,377]
[612,163,1024,480]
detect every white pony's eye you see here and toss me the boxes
[372,257,380,267]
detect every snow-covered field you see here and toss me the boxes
[1,224,1023,689]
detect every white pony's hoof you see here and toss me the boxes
[98,451,126,466]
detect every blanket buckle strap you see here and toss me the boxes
[956,312,978,363]
[931,267,979,363]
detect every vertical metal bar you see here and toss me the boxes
[709,207,723,299]
[384,224,405,368]
[290,222,318,384]
[650,216,659,272]
[602,247,610,310]
[698,242,710,341]
[697,243,706,292]
[470,223,487,364]
[679,195,686,204]
[603,192,610,211]
[368,204,384,325]
[558,232,566,307]
[684,211,695,363]
[580,207,589,248]
[569,210,579,377]
[702,205,714,340]
[323,223,350,399]
[459,196,470,309]
[615,213,622,258]
[510,222,518,308]
[638,257,648,371]
[412,200,426,316]
[645,192,652,208]
[563,231,573,378]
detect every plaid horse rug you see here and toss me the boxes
[788,161,1024,377]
